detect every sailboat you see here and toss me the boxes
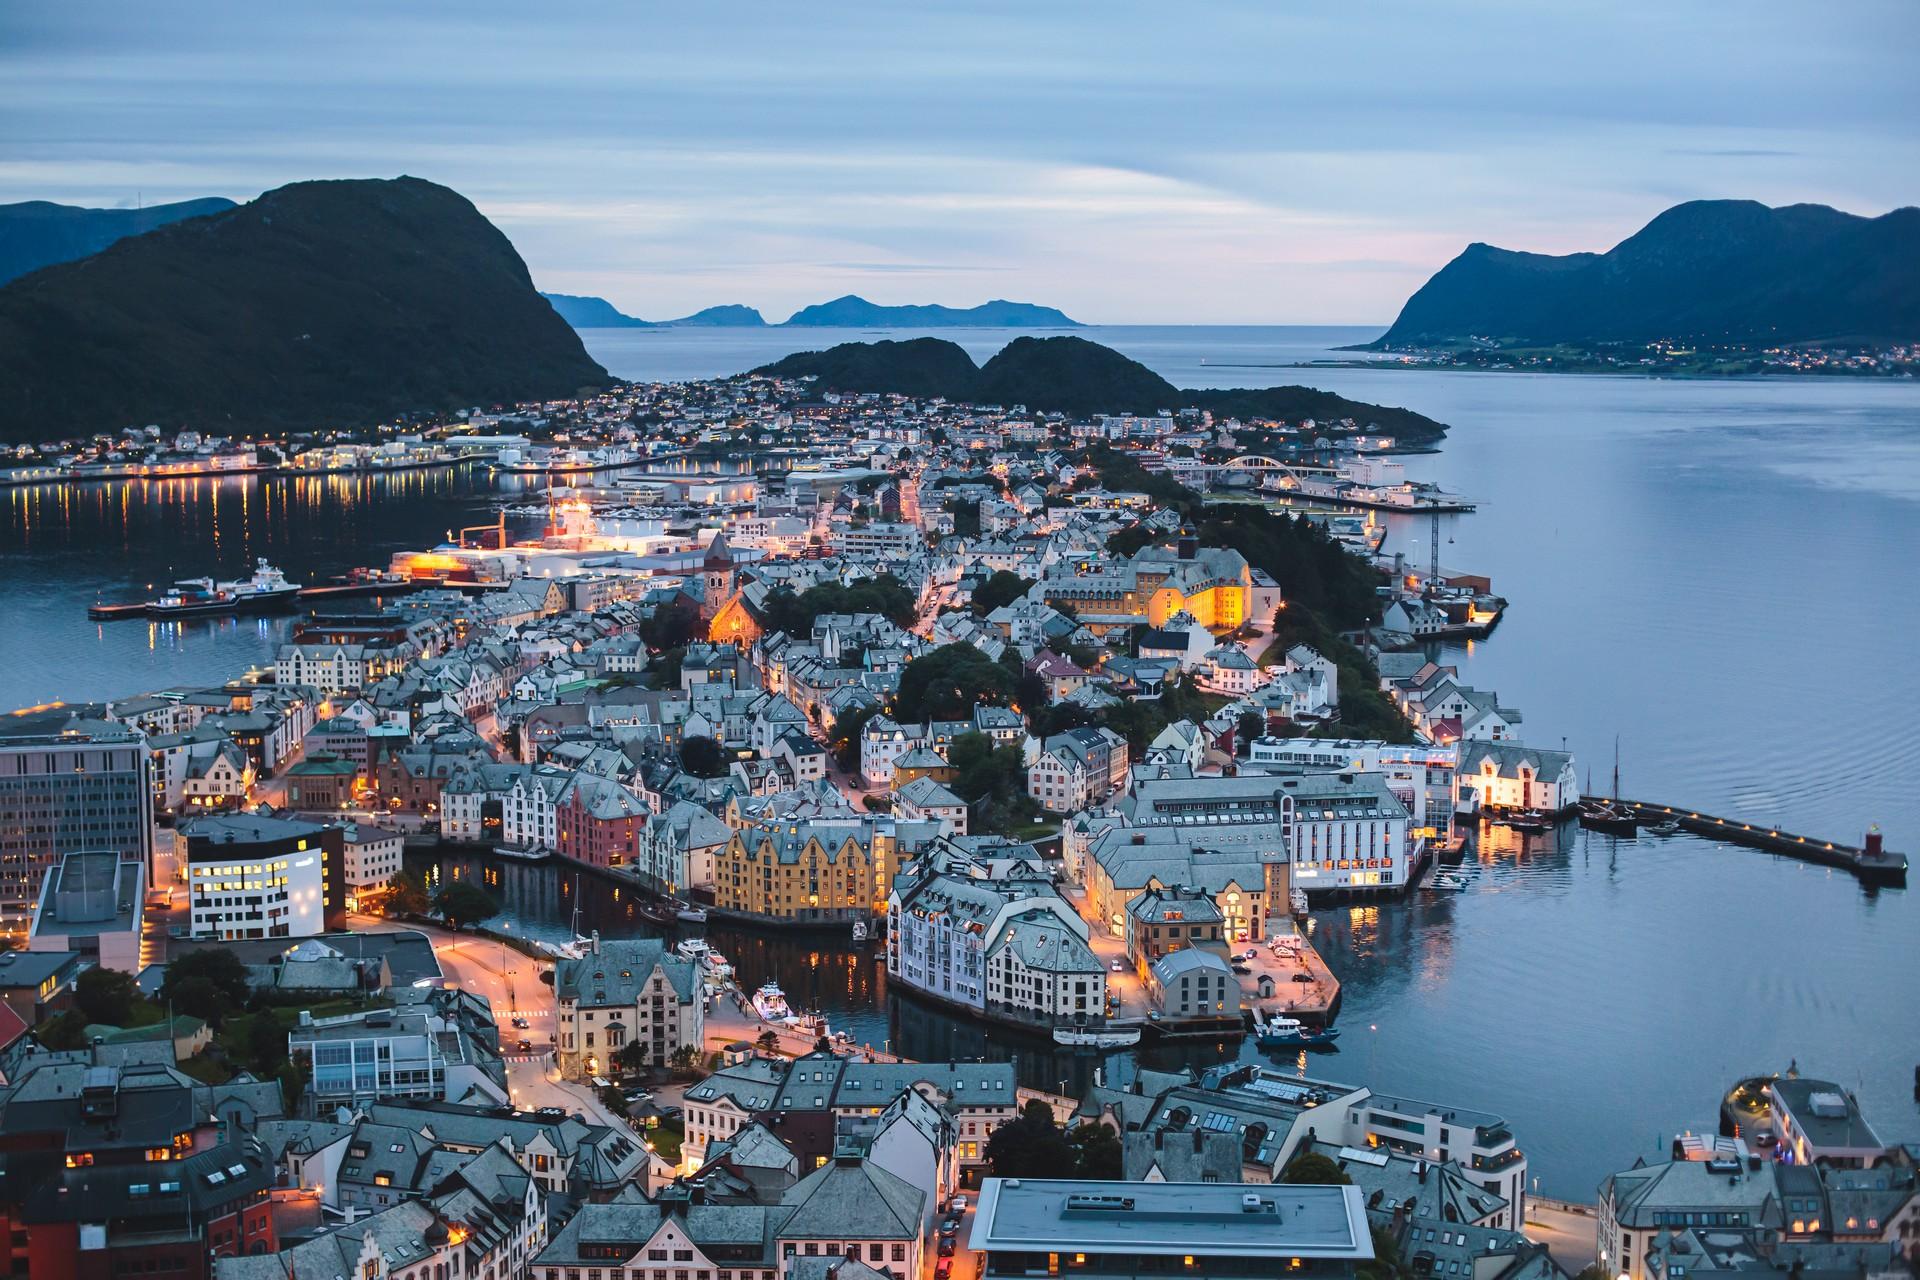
[1578,738,1639,835]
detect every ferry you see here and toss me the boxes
[1252,1011,1341,1050]
[1052,1026,1142,1050]
[97,559,303,620]
[750,981,795,1023]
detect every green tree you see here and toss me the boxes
[894,644,1014,724]
[161,949,254,1027]
[36,1009,89,1050]
[986,1098,1077,1179]
[614,1041,651,1075]
[1070,1121,1123,1179]
[1237,710,1266,756]
[946,731,1039,838]
[829,704,878,772]
[1279,1151,1352,1184]
[970,571,1034,616]
[74,966,144,1027]
[387,868,431,916]
[432,882,500,931]
[679,734,728,778]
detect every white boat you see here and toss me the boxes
[1289,888,1310,918]
[1052,1026,1141,1050]
[676,905,709,924]
[750,981,794,1023]
[676,939,711,962]
[534,939,584,961]
[1428,872,1467,891]
[850,920,869,944]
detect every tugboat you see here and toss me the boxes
[1252,1011,1341,1050]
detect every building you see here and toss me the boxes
[1122,883,1226,969]
[1249,738,1458,844]
[0,948,79,1025]
[1083,823,1286,942]
[339,822,403,910]
[712,820,897,924]
[180,813,347,940]
[1028,726,1129,814]
[968,1178,1374,1280]
[290,991,507,1116]
[1454,740,1580,815]
[1769,1077,1884,1169]
[1146,945,1236,1017]
[0,715,153,937]
[26,850,147,973]
[1599,1158,1783,1280]
[553,936,704,1078]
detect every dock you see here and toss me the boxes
[1605,798,1907,887]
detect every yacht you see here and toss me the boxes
[675,939,711,963]
[750,981,794,1023]
[1252,1011,1341,1050]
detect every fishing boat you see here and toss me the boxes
[1052,1026,1142,1050]
[98,558,304,620]
[1578,741,1640,835]
[1252,1011,1341,1049]
[750,981,794,1023]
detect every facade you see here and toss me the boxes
[1028,726,1128,815]
[1123,883,1226,969]
[1146,945,1236,1016]
[291,991,507,1115]
[181,813,347,940]
[340,822,403,908]
[554,936,704,1078]
[712,820,896,924]
[1454,740,1580,815]
[1250,738,1458,844]
[0,717,153,936]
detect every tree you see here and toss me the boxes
[75,966,144,1027]
[986,1098,1077,1179]
[1279,1151,1352,1185]
[1237,710,1266,756]
[894,644,1014,724]
[755,1029,780,1051]
[614,1041,651,1074]
[161,948,254,1027]
[668,1044,704,1077]
[1070,1121,1123,1179]
[946,731,1039,838]
[828,704,878,772]
[679,734,728,779]
[970,571,1034,616]
[433,882,500,931]
[387,869,431,916]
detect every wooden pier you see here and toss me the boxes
[1603,798,1907,888]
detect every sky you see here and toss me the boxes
[2,2,1915,324]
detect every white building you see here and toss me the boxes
[341,822,403,907]
[554,935,705,1078]
[1454,740,1579,814]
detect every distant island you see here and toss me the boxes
[539,294,770,328]
[542,291,1076,330]
[0,196,237,286]
[1365,200,1920,374]
[754,335,1448,444]
[0,176,606,442]
[780,295,1078,327]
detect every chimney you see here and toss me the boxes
[591,930,601,955]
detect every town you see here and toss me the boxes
[0,370,1909,1280]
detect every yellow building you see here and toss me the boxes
[1035,536,1252,635]
[711,820,901,923]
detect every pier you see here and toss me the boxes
[1603,799,1907,887]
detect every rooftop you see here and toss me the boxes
[970,1178,1371,1259]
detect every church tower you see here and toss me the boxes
[701,532,736,623]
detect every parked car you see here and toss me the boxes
[948,1195,969,1214]
[1108,959,1125,973]
[939,1239,956,1257]
[935,1263,952,1280]
[939,1217,961,1237]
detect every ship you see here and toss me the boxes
[1052,1026,1142,1050]
[1252,1011,1342,1049]
[94,559,303,620]
[750,981,795,1023]
[1578,742,1639,835]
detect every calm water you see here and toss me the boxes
[4,326,1914,1194]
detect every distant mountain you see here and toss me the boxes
[0,196,237,286]
[665,304,766,327]
[0,176,607,442]
[781,295,1079,328]
[754,336,1448,442]
[1374,200,1920,349]
[542,292,656,327]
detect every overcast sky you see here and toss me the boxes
[3,2,1914,324]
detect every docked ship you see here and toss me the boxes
[1052,1026,1142,1050]
[93,559,302,620]
[1252,1011,1341,1049]
[750,981,795,1023]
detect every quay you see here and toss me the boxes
[1605,798,1907,887]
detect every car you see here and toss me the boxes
[1231,963,1251,975]
[939,1239,956,1257]
[516,1037,534,1052]
[939,1218,961,1237]
[1239,948,1260,961]
[511,1016,530,1029]
[535,1106,568,1118]
[935,1261,953,1280]
[1108,959,1125,973]
[948,1195,968,1214]
[1292,972,1314,983]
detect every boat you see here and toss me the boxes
[153,560,301,617]
[1288,888,1310,919]
[1252,1011,1342,1049]
[850,920,870,945]
[1646,819,1682,836]
[1427,872,1467,891]
[750,981,794,1023]
[1495,809,1555,834]
[676,905,709,924]
[675,938,711,963]
[1578,740,1640,834]
[1052,1026,1142,1050]
[534,938,584,961]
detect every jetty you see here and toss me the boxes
[1604,799,1906,887]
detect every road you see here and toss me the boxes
[347,911,635,1134]
[1523,1200,1599,1273]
